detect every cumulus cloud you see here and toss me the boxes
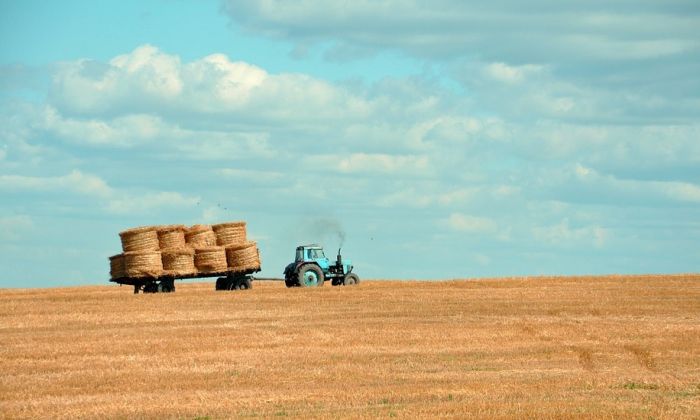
[0,170,199,215]
[310,153,430,174]
[50,45,373,124]
[222,1,700,126]
[0,170,113,198]
[533,218,608,248]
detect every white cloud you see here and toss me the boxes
[573,163,700,204]
[0,170,199,215]
[41,106,178,146]
[50,45,374,123]
[484,62,543,84]
[106,191,199,214]
[222,1,699,64]
[0,170,112,198]
[443,213,497,233]
[533,218,608,248]
[310,153,430,174]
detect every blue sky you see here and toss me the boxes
[1,0,699,287]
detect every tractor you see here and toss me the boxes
[284,244,359,287]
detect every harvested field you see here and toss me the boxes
[0,275,698,418]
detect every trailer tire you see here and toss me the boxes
[238,277,252,290]
[343,273,359,286]
[297,264,324,287]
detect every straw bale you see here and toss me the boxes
[194,246,228,273]
[109,254,126,279]
[226,241,261,273]
[119,226,160,252]
[124,251,163,278]
[157,224,186,249]
[161,247,196,276]
[185,225,217,249]
[212,221,247,246]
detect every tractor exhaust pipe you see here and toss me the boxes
[337,248,342,266]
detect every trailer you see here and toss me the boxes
[110,267,259,294]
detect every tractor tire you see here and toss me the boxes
[343,273,360,286]
[285,278,297,288]
[297,264,324,287]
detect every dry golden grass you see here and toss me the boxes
[1,275,699,419]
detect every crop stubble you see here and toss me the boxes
[0,275,698,418]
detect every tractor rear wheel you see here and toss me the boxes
[297,264,324,287]
[343,273,359,286]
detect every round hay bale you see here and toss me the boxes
[194,246,228,273]
[157,224,186,249]
[109,254,126,279]
[212,221,247,246]
[226,241,261,273]
[161,247,196,276]
[119,226,160,252]
[185,225,217,249]
[124,251,163,278]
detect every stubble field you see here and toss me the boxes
[1,275,699,418]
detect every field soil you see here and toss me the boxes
[1,275,699,418]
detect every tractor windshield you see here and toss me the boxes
[296,248,303,261]
[308,248,326,259]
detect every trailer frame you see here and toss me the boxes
[110,267,260,294]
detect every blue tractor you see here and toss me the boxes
[284,244,359,287]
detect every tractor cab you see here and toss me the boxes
[295,244,330,271]
[284,244,359,288]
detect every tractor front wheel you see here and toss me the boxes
[297,264,324,287]
[343,273,360,286]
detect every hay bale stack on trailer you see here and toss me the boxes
[108,220,261,294]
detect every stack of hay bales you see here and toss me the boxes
[226,241,261,273]
[118,226,162,278]
[109,254,126,279]
[109,221,261,280]
[185,225,217,248]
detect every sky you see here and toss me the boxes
[0,0,699,287]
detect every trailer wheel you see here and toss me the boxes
[297,264,324,287]
[238,277,252,290]
[141,282,153,293]
[160,280,175,293]
[343,273,359,286]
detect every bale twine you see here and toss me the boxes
[185,224,217,249]
[109,254,126,279]
[212,221,247,246]
[157,224,186,249]
[161,247,196,276]
[226,241,261,273]
[119,226,160,252]
[124,251,163,278]
[194,246,228,273]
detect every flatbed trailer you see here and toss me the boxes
[110,267,260,294]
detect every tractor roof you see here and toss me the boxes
[298,244,323,249]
